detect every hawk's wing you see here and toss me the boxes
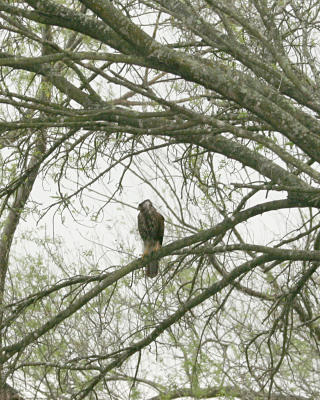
[137,212,148,241]
[156,212,165,245]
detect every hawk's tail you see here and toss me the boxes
[146,261,159,278]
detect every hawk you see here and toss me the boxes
[138,199,165,278]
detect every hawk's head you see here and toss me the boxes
[138,199,153,211]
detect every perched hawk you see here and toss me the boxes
[138,199,165,278]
